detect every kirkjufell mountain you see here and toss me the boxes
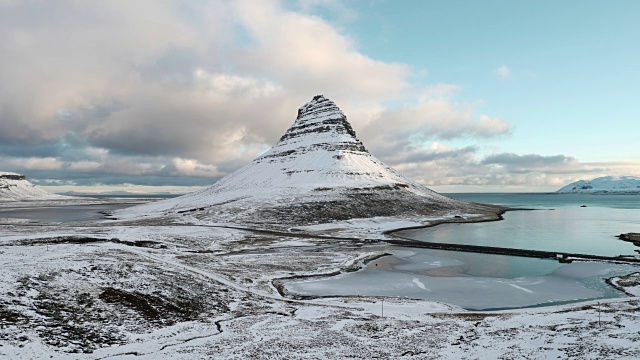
[118,95,498,226]
[0,172,69,201]
[557,176,640,194]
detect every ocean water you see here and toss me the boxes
[283,193,640,310]
[0,204,132,223]
[397,193,640,257]
[445,192,640,210]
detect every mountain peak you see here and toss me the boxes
[275,95,360,150]
[296,95,343,122]
[118,96,498,227]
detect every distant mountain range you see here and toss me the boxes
[557,176,640,194]
[0,172,70,201]
[116,95,499,226]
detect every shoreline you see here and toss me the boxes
[382,208,640,264]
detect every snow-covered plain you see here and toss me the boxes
[1,216,639,359]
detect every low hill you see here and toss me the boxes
[557,176,640,194]
[0,172,71,201]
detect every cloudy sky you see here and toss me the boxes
[2,0,639,193]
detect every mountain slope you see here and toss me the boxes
[557,176,640,194]
[117,95,499,226]
[0,172,70,201]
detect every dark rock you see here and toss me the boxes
[0,173,26,181]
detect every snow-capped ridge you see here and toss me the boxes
[557,176,640,194]
[0,172,70,201]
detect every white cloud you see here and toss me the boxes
[231,0,410,101]
[194,70,281,98]
[0,0,528,188]
[1,156,62,171]
[496,65,512,79]
[12,157,63,170]
[171,158,224,178]
[418,84,461,102]
[472,115,511,137]
[355,89,510,162]
[384,144,640,190]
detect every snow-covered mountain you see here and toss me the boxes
[557,176,640,194]
[0,172,70,201]
[117,95,498,226]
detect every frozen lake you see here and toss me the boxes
[283,247,638,310]
[284,194,640,310]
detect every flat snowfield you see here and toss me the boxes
[1,206,639,359]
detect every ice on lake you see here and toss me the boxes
[284,248,639,310]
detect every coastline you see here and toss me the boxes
[382,207,640,264]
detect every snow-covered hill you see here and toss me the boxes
[557,176,640,194]
[0,172,70,201]
[117,95,498,226]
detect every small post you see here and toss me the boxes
[381,298,384,318]
[598,302,601,327]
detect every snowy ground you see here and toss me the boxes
[1,206,640,359]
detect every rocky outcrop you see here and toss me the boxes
[619,233,640,247]
[117,95,501,227]
[0,173,26,181]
